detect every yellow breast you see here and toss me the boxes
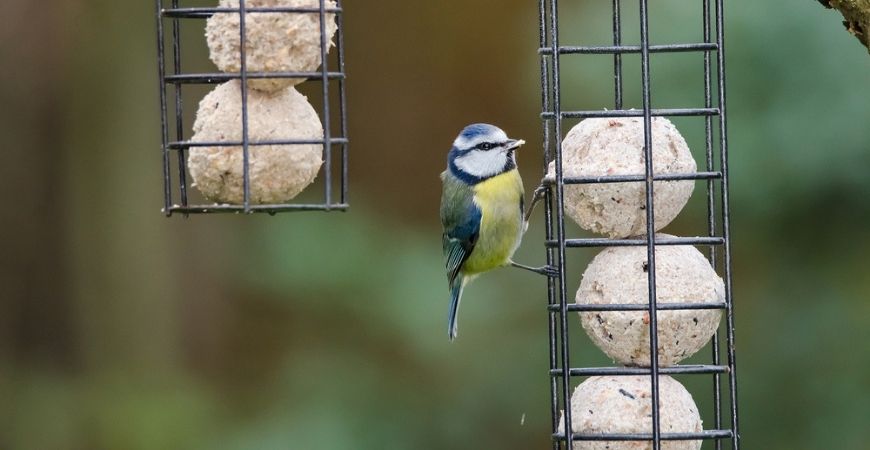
[463,170,524,274]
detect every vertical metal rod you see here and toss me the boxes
[156,0,172,216]
[702,1,723,448]
[548,0,573,448]
[171,0,188,209]
[335,0,348,206]
[538,1,559,448]
[612,0,623,109]
[239,0,251,212]
[715,0,741,447]
[638,0,662,448]
[319,0,333,207]
[548,151,562,445]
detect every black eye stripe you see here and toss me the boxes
[475,141,504,151]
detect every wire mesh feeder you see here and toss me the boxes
[537,0,739,449]
[155,0,348,216]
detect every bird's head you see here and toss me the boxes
[447,123,525,184]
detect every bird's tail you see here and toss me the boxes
[447,276,466,341]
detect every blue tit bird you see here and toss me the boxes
[440,123,555,341]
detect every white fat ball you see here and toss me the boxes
[558,375,702,450]
[206,0,338,92]
[547,117,696,238]
[577,235,723,367]
[188,80,323,204]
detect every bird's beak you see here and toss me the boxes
[505,139,526,151]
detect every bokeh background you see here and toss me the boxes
[2,1,869,449]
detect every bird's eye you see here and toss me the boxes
[478,143,493,151]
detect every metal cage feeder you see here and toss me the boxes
[155,0,348,216]
[537,0,740,449]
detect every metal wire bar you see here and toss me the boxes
[318,0,332,205]
[703,0,724,448]
[162,6,342,18]
[552,364,729,377]
[155,0,349,216]
[545,0,574,447]
[165,203,349,214]
[165,72,345,83]
[550,171,722,185]
[239,0,251,212]
[336,7,348,204]
[172,0,189,210]
[637,0,663,446]
[539,0,740,448]
[560,429,733,441]
[549,302,727,312]
[612,0,623,109]
[716,0,742,446]
[156,0,172,216]
[539,42,718,55]
[543,107,719,119]
[537,1,560,448]
[547,236,725,248]
[168,138,348,149]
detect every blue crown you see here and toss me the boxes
[459,123,500,140]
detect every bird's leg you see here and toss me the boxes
[524,182,550,225]
[510,261,560,278]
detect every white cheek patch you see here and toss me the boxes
[454,149,508,178]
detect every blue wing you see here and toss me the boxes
[442,202,481,287]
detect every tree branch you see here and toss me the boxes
[819,0,870,53]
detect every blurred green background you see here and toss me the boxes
[1,1,869,449]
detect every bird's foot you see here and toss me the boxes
[524,183,550,224]
[510,261,560,278]
[532,182,549,200]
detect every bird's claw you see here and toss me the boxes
[511,261,561,278]
[524,183,551,224]
[532,183,549,200]
[541,265,561,278]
